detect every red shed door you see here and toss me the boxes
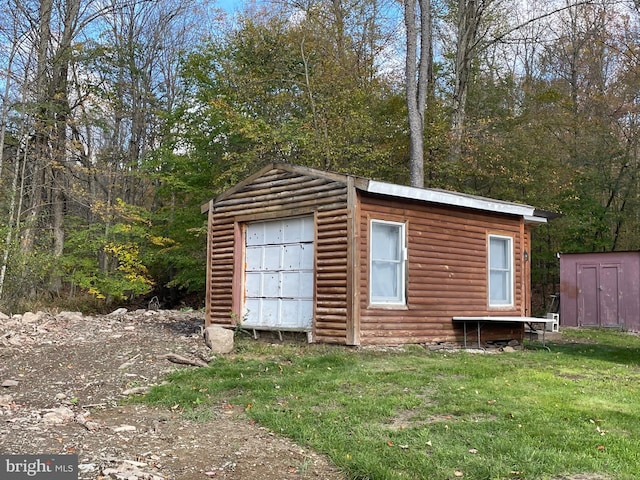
[577,263,621,327]
[243,216,315,331]
[599,265,621,327]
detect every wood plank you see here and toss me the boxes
[317,286,347,294]
[230,177,331,199]
[317,209,349,218]
[317,228,348,239]
[316,258,348,266]
[406,288,485,297]
[213,196,349,216]
[216,182,345,208]
[215,187,348,211]
[317,241,348,251]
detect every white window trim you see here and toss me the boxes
[369,219,407,306]
[488,234,514,308]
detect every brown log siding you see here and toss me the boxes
[357,194,531,345]
[205,168,350,343]
[207,222,235,325]
[315,209,349,343]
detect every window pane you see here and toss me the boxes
[371,261,398,298]
[371,221,404,304]
[490,239,508,269]
[489,236,512,305]
[490,271,509,303]
[372,223,400,261]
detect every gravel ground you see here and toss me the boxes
[0,309,345,480]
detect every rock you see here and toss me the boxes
[101,462,165,480]
[108,308,128,317]
[122,386,150,396]
[1,379,19,388]
[78,464,97,473]
[57,311,84,322]
[21,311,42,324]
[42,406,75,424]
[7,337,24,346]
[0,394,13,406]
[0,311,9,321]
[204,326,234,354]
[113,424,137,432]
[502,346,516,353]
[75,413,101,431]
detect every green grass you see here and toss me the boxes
[142,329,640,479]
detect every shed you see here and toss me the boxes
[560,251,640,331]
[202,163,552,346]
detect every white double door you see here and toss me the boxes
[243,216,314,330]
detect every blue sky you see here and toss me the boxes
[217,0,247,13]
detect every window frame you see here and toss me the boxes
[369,219,407,306]
[488,234,514,308]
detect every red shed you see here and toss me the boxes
[560,251,640,331]
[202,164,553,346]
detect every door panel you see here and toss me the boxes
[600,265,621,327]
[577,263,621,327]
[243,217,314,330]
[577,265,599,326]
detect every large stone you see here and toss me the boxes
[57,311,84,322]
[42,406,75,425]
[21,311,44,324]
[204,326,234,354]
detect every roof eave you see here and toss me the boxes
[364,180,548,223]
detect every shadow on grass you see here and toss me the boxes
[547,329,640,367]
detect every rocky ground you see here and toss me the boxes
[0,309,345,480]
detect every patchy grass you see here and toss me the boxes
[143,329,640,479]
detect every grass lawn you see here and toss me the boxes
[143,329,640,479]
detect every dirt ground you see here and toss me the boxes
[0,309,345,480]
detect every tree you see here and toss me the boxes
[177,4,406,189]
[449,0,499,162]
[404,0,432,187]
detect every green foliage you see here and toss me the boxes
[146,208,207,294]
[5,0,640,312]
[0,246,59,312]
[61,202,155,302]
[177,12,408,190]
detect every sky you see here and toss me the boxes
[217,0,249,13]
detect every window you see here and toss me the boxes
[370,220,406,305]
[488,235,513,306]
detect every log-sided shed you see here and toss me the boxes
[560,251,640,331]
[202,163,553,346]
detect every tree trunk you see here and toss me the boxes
[21,0,54,255]
[404,0,431,188]
[449,0,485,163]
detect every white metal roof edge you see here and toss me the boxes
[365,180,547,222]
[524,215,547,224]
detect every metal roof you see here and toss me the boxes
[363,180,549,224]
[203,163,555,223]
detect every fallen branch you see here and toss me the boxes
[163,353,208,368]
